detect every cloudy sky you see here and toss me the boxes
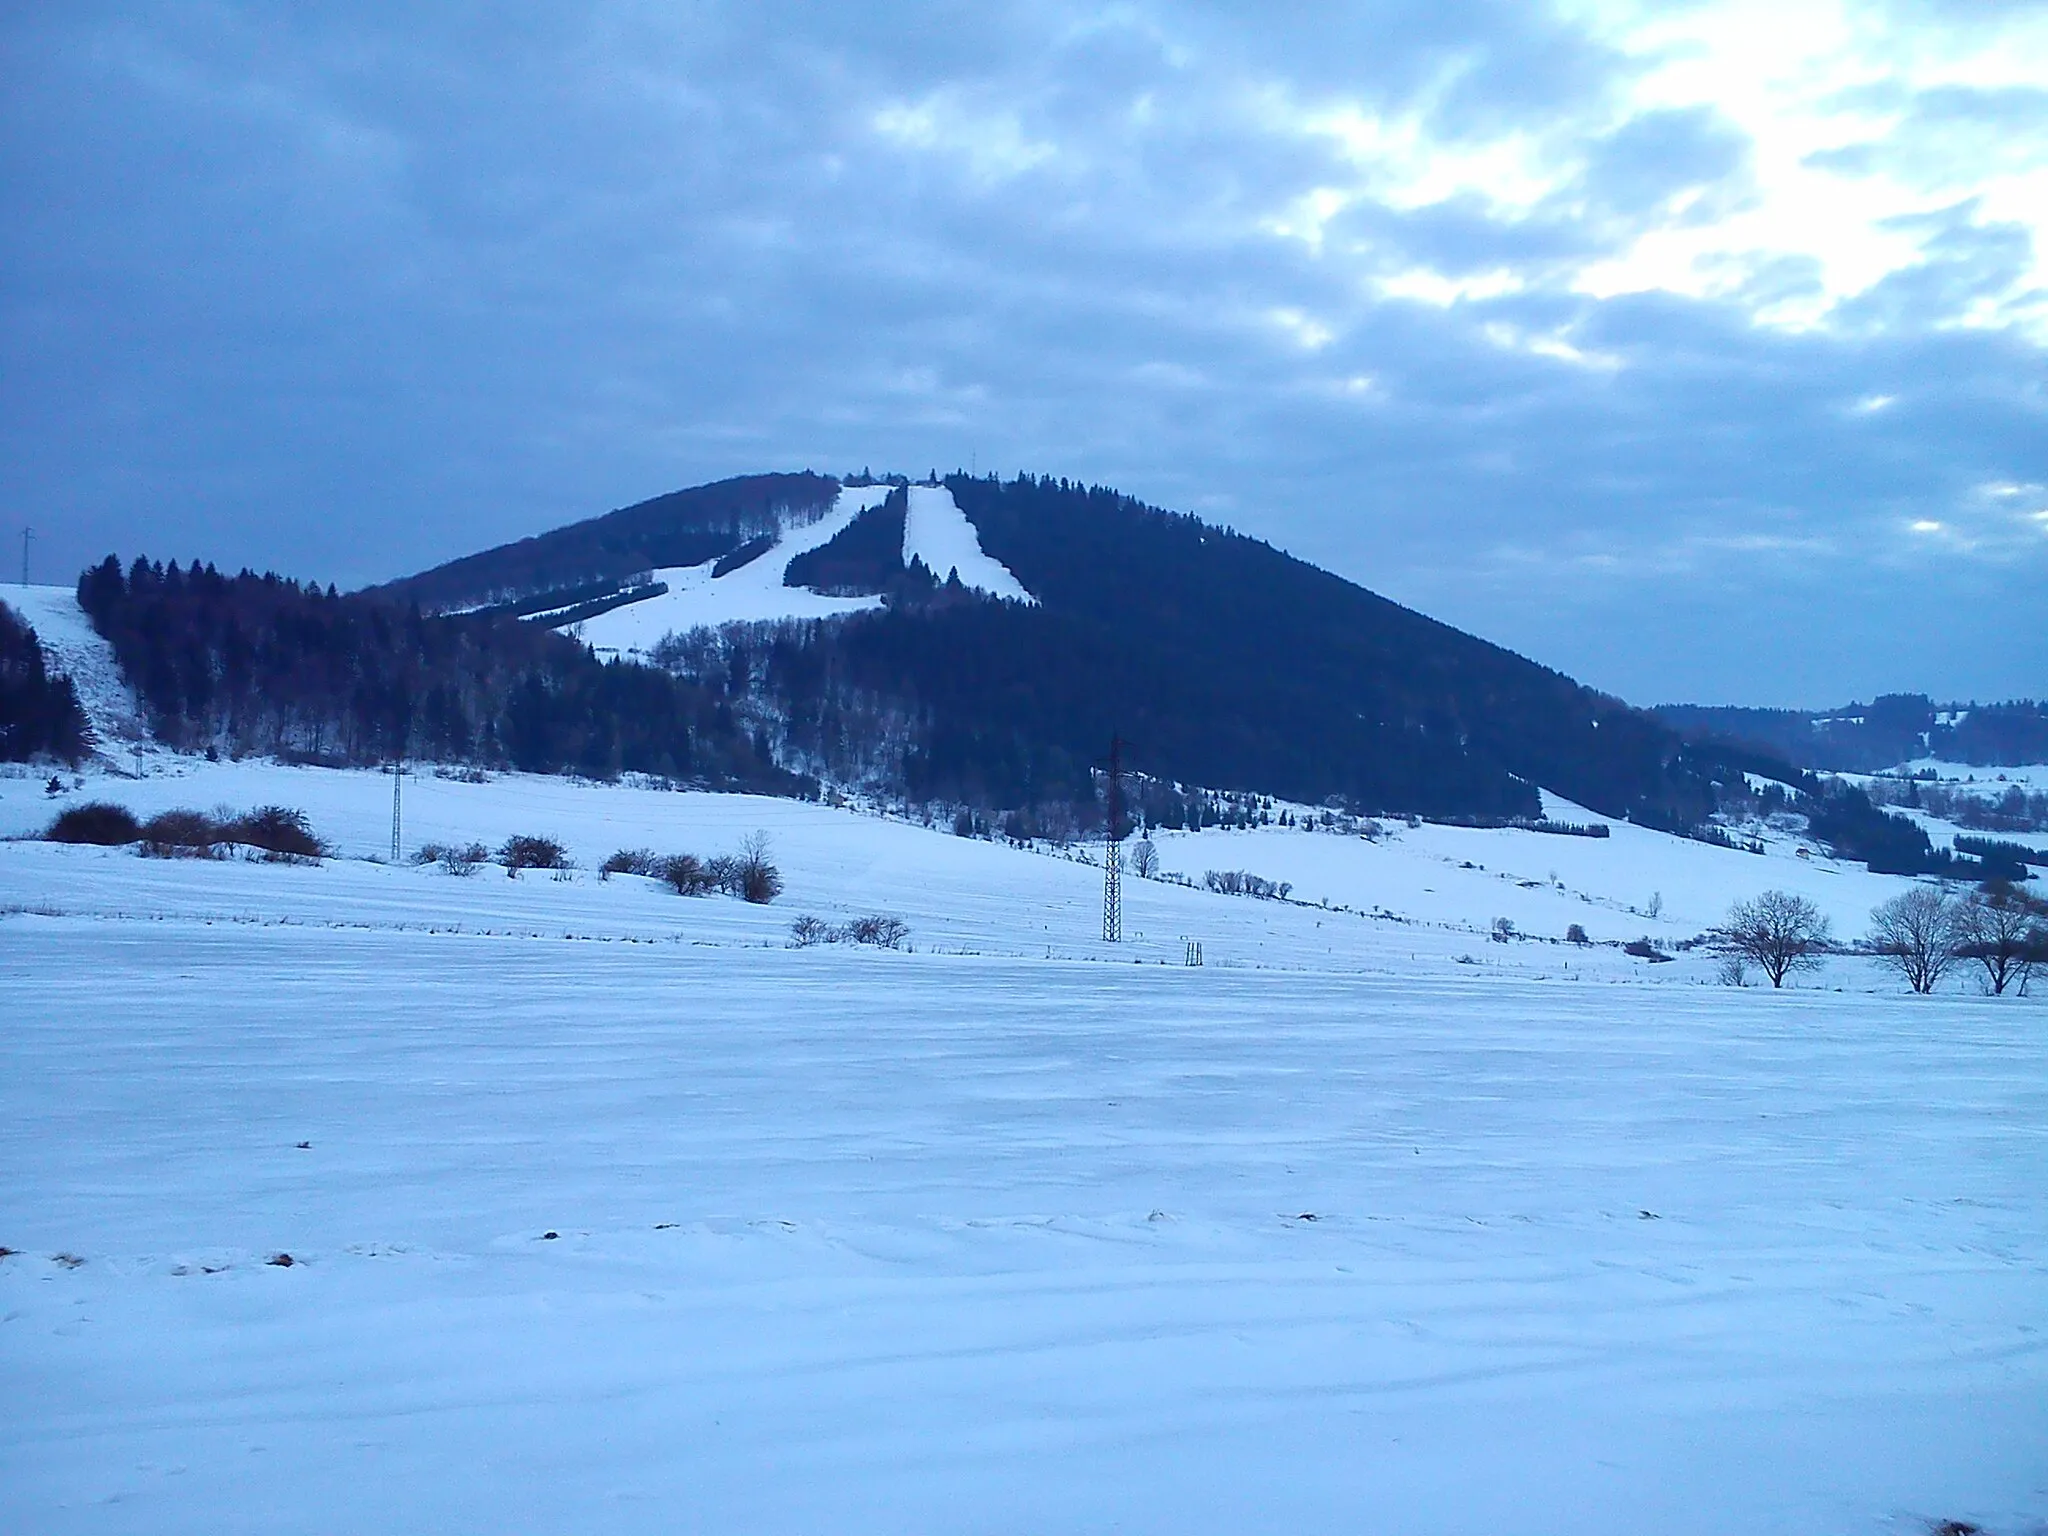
[4,1,2044,706]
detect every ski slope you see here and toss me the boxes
[903,484,1036,602]
[0,582,153,758]
[2,762,2044,1535]
[567,484,894,656]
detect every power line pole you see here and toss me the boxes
[1103,734,1124,943]
[19,526,30,586]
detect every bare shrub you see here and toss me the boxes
[788,913,831,946]
[1867,886,1963,994]
[1623,936,1672,962]
[1714,890,1832,988]
[139,808,226,858]
[223,805,323,861]
[499,834,569,875]
[727,830,782,904]
[1491,917,1516,943]
[658,852,714,895]
[46,802,141,845]
[601,848,660,879]
[415,841,488,876]
[1565,922,1589,945]
[844,914,910,949]
[1716,955,1750,986]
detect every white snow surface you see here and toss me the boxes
[1873,760,2048,791]
[2,760,2044,1535]
[567,484,894,656]
[903,484,1036,602]
[0,582,153,757]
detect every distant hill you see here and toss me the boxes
[368,470,1775,824]
[1656,697,2048,773]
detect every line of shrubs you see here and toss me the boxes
[788,913,910,949]
[414,834,605,882]
[597,833,783,903]
[1203,869,1294,900]
[46,802,325,861]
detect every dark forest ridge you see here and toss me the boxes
[370,470,1780,825]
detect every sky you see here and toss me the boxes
[2,1,2044,708]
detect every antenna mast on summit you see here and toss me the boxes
[19,526,30,586]
[1104,735,1125,943]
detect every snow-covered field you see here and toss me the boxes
[3,759,2045,1534]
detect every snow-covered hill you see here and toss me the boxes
[0,757,1973,966]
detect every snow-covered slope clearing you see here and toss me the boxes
[2,762,2042,1535]
[903,483,1035,601]
[1152,791,1920,944]
[566,484,894,656]
[0,581,152,758]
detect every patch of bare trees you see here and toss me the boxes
[1956,884,2047,995]
[1865,883,2046,995]
[1713,890,1833,988]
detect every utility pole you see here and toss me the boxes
[1103,734,1124,943]
[19,526,30,586]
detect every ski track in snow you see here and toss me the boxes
[1,762,2044,1535]
[0,582,153,758]
[903,484,1036,602]
[569,484,895,656]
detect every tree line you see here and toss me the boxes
[1716,884,2046,994]
[75,555,796,786]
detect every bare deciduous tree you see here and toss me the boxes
[1128,837,1159,879]
[1866,886,1964,994]
[1955,883,2048,996]
[1714,890,1833,988]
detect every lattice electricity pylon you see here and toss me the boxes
[390,761,404,864]
[1104,734,1125,943]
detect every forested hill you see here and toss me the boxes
[77,470,1779,823]
[1656,697,2048,772]
[707,474,1766,821]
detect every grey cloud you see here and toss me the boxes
[1,1,2043,706]
[1576,106,1748,218]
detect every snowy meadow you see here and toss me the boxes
[3,761,2044,1534]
